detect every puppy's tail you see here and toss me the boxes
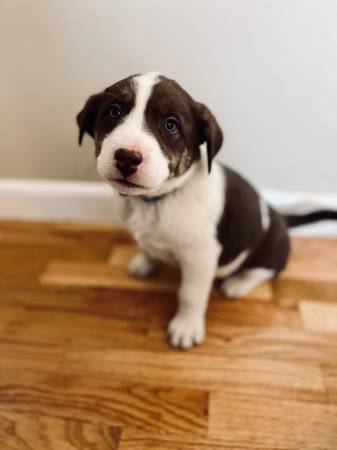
[283,210,337,228]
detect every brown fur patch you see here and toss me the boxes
[77,75,136,156]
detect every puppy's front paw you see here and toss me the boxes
[127,253,158,279]
[168,314,205,349]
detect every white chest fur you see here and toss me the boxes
[125,199,178,263]
[121,161,225,266]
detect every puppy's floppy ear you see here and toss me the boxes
[76,93,104,145]
[195,102,223,172]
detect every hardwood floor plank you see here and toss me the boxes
[0,285,298,328]
[39,260,180,292]
[1,303,149,350]
[0,223,130,289]
[275,238,337,303]
[4,291,328,366]
[0,285,176,322]
[0,340,64,372]
[282,238,337,283]
[322,364,337,403]
[0,410,120,450]
[209,391,337,449]
[63,348,326,401]
[0,369,208,436]
[299,301,337,334]
[0,221,337,449]
[40,250,274,301]
[0,220,131,242]
[118,433,252,450]
[0,244,109,289]
[201,297,300,327]
[148,323,337,365]
[108,245,138,266]
[0,305,64,371]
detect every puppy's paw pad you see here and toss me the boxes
[221,276,247,298]
[127,253,157,279]
[168,314,205,349]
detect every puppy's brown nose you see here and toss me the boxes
[114,148,142,178]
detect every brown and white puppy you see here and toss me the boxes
[77,72,336,349]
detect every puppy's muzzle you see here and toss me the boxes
[114,148,143,178]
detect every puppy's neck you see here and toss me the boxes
[141,158,204,200]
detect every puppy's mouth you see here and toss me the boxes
[112,178,145,189]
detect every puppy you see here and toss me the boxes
[77,72,337,348]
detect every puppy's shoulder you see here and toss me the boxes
[174,160,225,218]
[217,165,269,263]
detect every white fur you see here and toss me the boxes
[215,249,249,279]
[97,72,170,195]
[121,156,225,348]
[123,155,223,262]
[127,252,158,278]
[221,268,274,298]
[259,197,270,230]
[168,311,205,348]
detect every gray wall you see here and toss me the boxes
[1,0,337,191]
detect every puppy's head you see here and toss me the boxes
[77,72,223,196]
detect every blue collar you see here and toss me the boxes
[119,190,175,203]
[139,194,167,203]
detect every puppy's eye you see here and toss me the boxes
[110,104,122,118]
[164,117,179,133]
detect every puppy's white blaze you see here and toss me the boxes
[215,249,249,279]
[131,72,160,125]
[97,71,170,192]
[259,197,270,230]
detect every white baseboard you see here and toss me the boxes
[0,178,336,237]
[0,179,116,223]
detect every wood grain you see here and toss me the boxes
[148,322,337,365]
[2,303,149,350]
[0,368,207,437]
[108,245,138,266]
[209,391,337,449]
[322,364,337,403]
[118,432,249,450]
[299,300,337,334]
[0,410,120,450]
[64,348,326,401]
[0,220,337,449]
[40,254,274,302]
[275,238,337,304]
[39,260,180,292]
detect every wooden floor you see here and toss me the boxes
[0,220,336,450]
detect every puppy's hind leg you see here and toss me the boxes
[221,268,274,298]
[128,252,158,279]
